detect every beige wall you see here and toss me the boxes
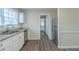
[59,8,79,48]
[25,9,57,40]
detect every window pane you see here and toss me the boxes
[0,9,3,26]
[0,9,2,26]
[4,18,11,25]
[4,17,18,25]
[4,8,8,13]
[8,9,14,18]
[1,8,24,26]
[19,13,24,23]
[4,13,9,17]
[12,18,18,24]
[4,8,9,17]
[4,8,18,25]
[0,16,2,26]
[0,8,2,15]
[13,12,18,19]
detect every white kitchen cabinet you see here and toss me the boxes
[13,34,20,51]
[18,32,24,49]
[0,32,24,51]
[13,32,24,51]
[0,37,13,51]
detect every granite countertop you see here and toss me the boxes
[0,28,28,42]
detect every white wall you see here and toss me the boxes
[59,8,79,48]
[25,9,57,40]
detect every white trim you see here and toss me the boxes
[39,13,50,39]
[58,45,79,48]
[58,8,59,46]
[60,31,79,34]
[28,38,40,40]
[49,37,54,40]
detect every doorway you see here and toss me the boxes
[40,15,49,40]
[52,17,58,46]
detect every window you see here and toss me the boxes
[0,9,2,26]
[4,8,18,25]
[0,8,24,26]
[0,16,2,26]
[19,12,24,23]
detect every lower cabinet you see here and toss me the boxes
[19,32,24,49]
[0,32,24,51]
[0,37,13,51]
[13,32,24,51]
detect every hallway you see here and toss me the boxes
[21,31,64,51]
[40,31,49,40]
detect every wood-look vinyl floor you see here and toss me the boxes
[21,31,64,51]
[21,40,64,51]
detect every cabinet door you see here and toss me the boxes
[18,32,24,48]
[13,34,20,51]
[0,37,13,51]
[13,32,24,51]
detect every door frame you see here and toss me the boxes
[39,13,50,38]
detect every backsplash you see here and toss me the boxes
[0,24,27,34]
[0,26,6,34]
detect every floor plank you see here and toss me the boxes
[21,31,64,51]
[21,40,64,51]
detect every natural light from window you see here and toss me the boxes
[0,8,24,26]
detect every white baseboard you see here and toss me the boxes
[49,37,53,40]
[28,38,40,40]
[49,39,53,40]
[58,45,79,48]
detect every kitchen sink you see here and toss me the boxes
[1,30,19,35]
